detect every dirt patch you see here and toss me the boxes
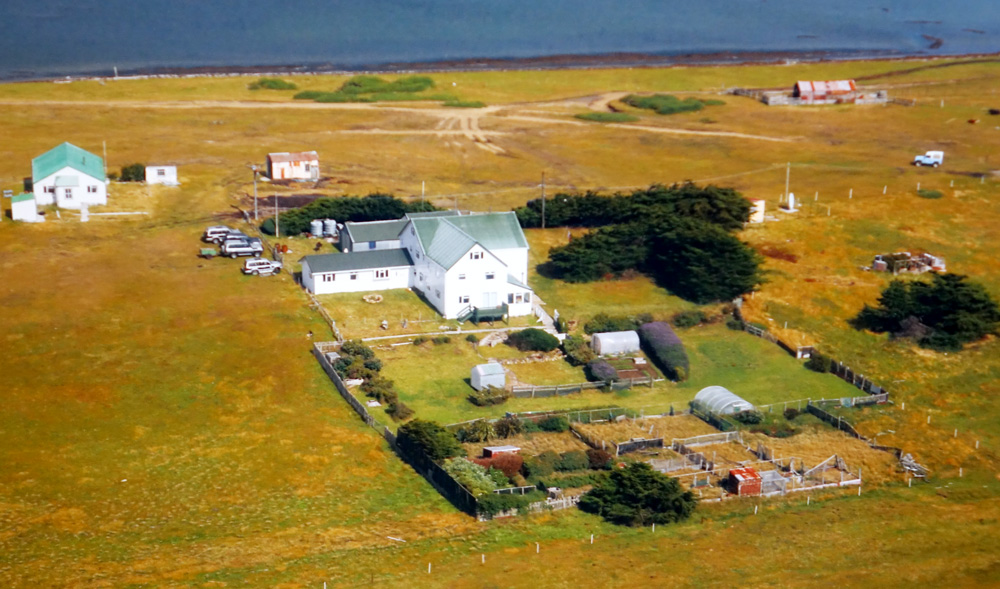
[462,431,590,459]
[575,414,719,444]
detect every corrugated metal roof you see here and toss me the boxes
[267,151,319,163]
[11,193,34,204]
[32,143,105,183]
[447,212,528,250]
[411,217,477,269]
[301,249,413,274]
[344,219,407,243]
[54,176,80,187]
[405,210,461,219]
[507,274,532,291]
[796,80,856,95]
[473,363,506,377]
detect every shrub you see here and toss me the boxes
[732,410,764,425]
[340,340,376,361]
[783,407,801,420]
[443,458,498,496]
[443,100,486,108]
[482,453,524,479]
[538,472,608,489]
[248,77,297,90]
[725,317,744,330]
[477,492,540,517]
[672,310,706,328]
[386,400,414,421]
[261,193,441,236]
[432,335,451,345]
[562,335,596,366]
[465,333,480,343]
[522,450,561,479]
[622,94,722,115]
[411,336,428,346]
[120,163,145,182]
[537,415,569,433]
[468,386,510,407]
[556,450,590,472]
[579,462,696,526]
[458,419,496,443]
[637,322,689,381]
[916,189,944,199]
[587,448,614,470]
[396,419,464,462]
[520,418,541,433]
[804,352,832,373]
[507,328,559,352]
[360,375,397,404]
[554,315,570,334]
[586,359,619,383]
[575,112,639,123]
[493,415,523,438]
[487,466,510,487]
[584,313,639,334]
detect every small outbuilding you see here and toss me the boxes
[591,330,641,356]
[266,151,319,181]
[145,165,178,185]
[482,445,520,458]
[470,362,506,391]
[693,386,755,415]
[728,467,761,496]
[11,193,41,222]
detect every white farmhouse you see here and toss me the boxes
[266,151,319,181]
[32,143,107,210]
[300,211,534,322]
[145,165,178,185]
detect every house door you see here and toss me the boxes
[482,292,498,308]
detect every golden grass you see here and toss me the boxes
[744,430,901,484]
[575,415,719,444]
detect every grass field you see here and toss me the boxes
[1,57,999,585]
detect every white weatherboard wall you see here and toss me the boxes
[471,363,506,391]
[488,246,529,285]
[33,166,106,209]
[145,165,178,185]
[440,245,509,319]
[302,262,410,295]
[11,196,40,222]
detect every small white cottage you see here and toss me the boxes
[32,143,107,210]
[145,165,178,185]
[470,363,506,391]
[266,151,319,181]
[11,193,41,222]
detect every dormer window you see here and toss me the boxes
[470,251,483,260]
[485,272,495,280]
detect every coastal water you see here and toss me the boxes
[1,0,997,80]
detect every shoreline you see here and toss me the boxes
[7,49,1000,85]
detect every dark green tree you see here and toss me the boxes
[396,419,464,462]
[578,462,696,526]
[120,163,145,182]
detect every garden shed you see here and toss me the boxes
[591,330,640,355]
[728,467,761,496]
[470,362,506,391]
[693,386,755,415]
[482,445,520,458]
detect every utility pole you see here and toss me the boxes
[103,141,108,178]
[421,180,425,203]
[541,171,546,230]
[274,193,279,238]
[784,162,790,202]
[249,165,259,221]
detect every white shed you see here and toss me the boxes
[145,165,178,185]
[693,386,755,415]
[266,151,319,181]
[592,330,641,356]
[470,362,506,391]
[11,193,41,222]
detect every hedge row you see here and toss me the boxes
[637,322,689,381]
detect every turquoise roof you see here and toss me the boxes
[32,143,105,183]
[507,274,532,291]
[405,210,461,219]
[344,219,407,243]
[11,193,34,204]
[410,212,528,270]
[301,249,413,274]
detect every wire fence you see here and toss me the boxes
[511,375,657,398]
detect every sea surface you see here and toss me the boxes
[2,0,998,80]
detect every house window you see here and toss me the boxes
[369,241,376,249]
[157,169,166,177]
[45,186,55,194]
[508,293,514,304]
[459,295,470,304]
[458,274,466,280]
[524,293,531,303]
[323,273,335,282]
[305,164,311,171]
[485,272,495,280]
[516,294,524,304]
[375,269,389,280]
[470,251,483,260]
[64,188,73,199]
[435,289,441,298]
[87,185,97,193]
[350,273,358,280]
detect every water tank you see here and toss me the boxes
[309,219,324,236]
[323,218,338,237]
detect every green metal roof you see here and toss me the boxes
[343,219,407,244]
[405,210,461,219]
[32,142,105,183]
[446,212,528,250]
[411,217,477,269]
[301,249,413,274]
[507,274,532,291]
[11,193,34,204]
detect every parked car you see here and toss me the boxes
[221,232,253,247]
[221,237,263,258]
[203,225,236,243]
[242,258,283,275]
[912,150,944,167]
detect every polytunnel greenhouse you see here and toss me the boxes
[693,386,755,415]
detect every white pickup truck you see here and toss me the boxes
[913,150,944,167]
[221,237,263,258]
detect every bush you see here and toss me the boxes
[537,415,569,433]
[587,448,614,470]
[261,193,441,236]
[578,462,696,526]
[120,163,145,182]
[507,328,559,352]
[538,472,608,489]
[804,352,832,373]
[522,450,561,479]
[248,77,297,90]
[443,100,486,108]
[477,492,539,517]
[672,310,706,328]
[465,333,480,343]
[584,313,639,334]
[487,466,510,487]
[468,386,510,407]
[726,317,744,330]
[520,418,541,433]
[575,112,639,123]
[554,315,570,334]
[340,340,376,361]
[386,400,414,421]
[562,335,596,366]
[480,453,524,479]
[360,375,397,404]
[783,407,801,420]
[917,189,944,199]
[493,415,522,438]
[622,94,722,115]
[732,410,764,425]
[443,458,498,496]
[397,419,464,462]
[432,335,451,345]
[637,322,689,381]
[458,419,496,443]
[556,450,590,472]
[411,336,427,346]
[586,359,619,383]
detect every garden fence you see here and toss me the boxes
[614,438,664,456]
[511,375,655,398]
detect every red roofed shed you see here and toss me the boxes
[794,80,857,101]
[728,467,762,496]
